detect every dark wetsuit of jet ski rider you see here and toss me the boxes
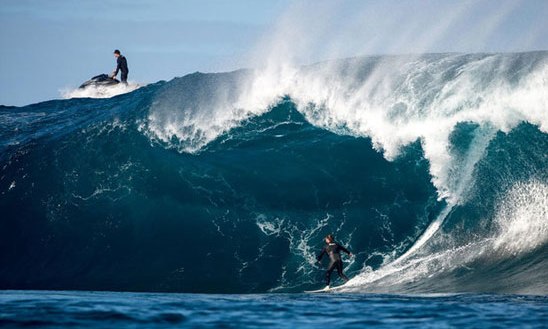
[111,49,129,84]
[317,234,352,287]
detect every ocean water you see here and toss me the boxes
[1,290,547,328]
[0,51,547,326]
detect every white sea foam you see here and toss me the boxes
[493,180,548,255]
[61,81,142,99]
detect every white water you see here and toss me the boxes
[61,81,142,99]
[493,180,548,255]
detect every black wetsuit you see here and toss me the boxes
[114,55,129,83]
[317,242,351,286]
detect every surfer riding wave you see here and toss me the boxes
[317,234,353,289]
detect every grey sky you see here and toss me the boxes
[1,0,546,106]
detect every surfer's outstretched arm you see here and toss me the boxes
[317,248,326,262]
[337,244,352,256]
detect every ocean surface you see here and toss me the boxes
[0,51,547,326]
[1,290,547,328]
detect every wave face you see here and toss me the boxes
[1,52,547,294]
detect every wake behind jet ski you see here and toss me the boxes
[78,74,120,89]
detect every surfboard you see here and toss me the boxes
[304,283,346,293]
[304,287,332,293]
[304,280,353,293]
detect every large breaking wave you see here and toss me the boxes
[1,51,547,294]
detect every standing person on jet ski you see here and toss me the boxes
[317,234,353,289]
[110,49,129,84]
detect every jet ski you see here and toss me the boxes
[79,74,120,89]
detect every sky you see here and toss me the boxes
[0,0,547,106]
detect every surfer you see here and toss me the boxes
[110,49,129,84]
[317,234,353,289]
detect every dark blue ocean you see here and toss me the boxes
[1,290,547,328]
[1,52,547,327]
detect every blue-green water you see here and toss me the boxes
[0,52,547,327]
[1,291,546,328]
